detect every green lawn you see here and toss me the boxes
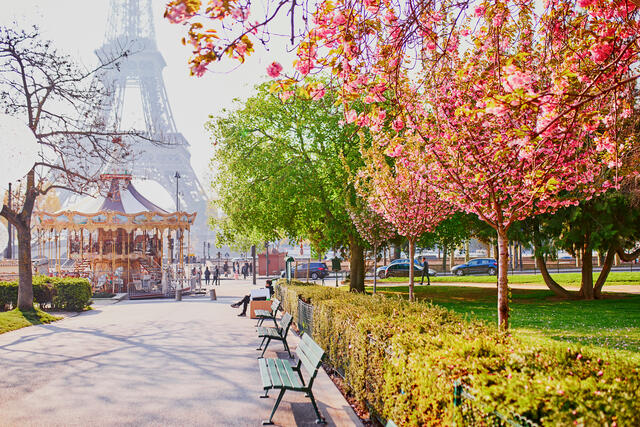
[0,308,62,334]
[370,285,640,359]
[376,271,640,286]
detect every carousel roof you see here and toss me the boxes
[34,174,196,232]
[62,176,176,215]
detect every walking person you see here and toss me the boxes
[204,266,211,286]
[197,267,202,290]
[214,265,220,285]
[241,263,248,280]
[223,261,229,277]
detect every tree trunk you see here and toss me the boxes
[16,222,34,310]
[408,238,415,302]
[348,234,365,293]
[496,230,509,330]
[442,246,447,272]
[579,241,595,300]
[594,247,616,299]
[373,243,378,295]
[535,254,574,298]
[393,244,401,260]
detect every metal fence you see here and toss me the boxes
[452,381,539,427]
[297,298,314,336]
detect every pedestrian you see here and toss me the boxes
[223,261,229,277]
[204,266,211,286]
[197,267,202,290]
[214,265,220,285]
[241,263,248,280]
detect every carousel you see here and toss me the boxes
[33,173,196,298]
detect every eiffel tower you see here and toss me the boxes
[95,0,210,248]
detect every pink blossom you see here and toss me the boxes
[577,0,595,7]
[310,84,326,101]
[266,62,283,78]
[166,3,193,24]
[333,11,347,26]
[590,42,612,63]
[474,6,486,17]
[392,118,404,132]
[236,42,247,55]
[345,110,358,123]
[295,60,311,75]
[192,62,207,77]
[279,91,294,102]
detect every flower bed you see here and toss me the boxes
[276,280,640,425]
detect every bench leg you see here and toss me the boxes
[260,337,272,358]
[260,387,270,398]
[283,340,293,358]
[262,389,286,425]
[256,318,263,327]
[257,336,267,351]
[307,390,326,424]
[271,316,278,328]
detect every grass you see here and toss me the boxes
[376,271,640,286]
[0,307,62,334]
[370,284,640,360]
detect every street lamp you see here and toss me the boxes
[174,171,181,212]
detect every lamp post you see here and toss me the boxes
[6,182,11,259]
[174,171,181,212]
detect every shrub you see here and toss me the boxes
[52,278,92,311]
[0,276,92,311]
[276,280,640,426]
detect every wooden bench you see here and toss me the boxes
[254,298,281,327]
[257,312,293,358]
[258,333,326,425]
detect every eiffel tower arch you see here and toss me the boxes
[96,0,211,251]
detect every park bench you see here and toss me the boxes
[257,312,293,358]
[255,298,281,327]
[258,333,326,425]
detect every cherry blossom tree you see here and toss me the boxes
[166,0,640,329]
[347,199,396,294]
[357,133,452,301]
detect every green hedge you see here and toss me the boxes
[276,280,640,426]
[0,276,92,311]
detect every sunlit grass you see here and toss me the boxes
[0,308,61,334]
[375,271,640,286]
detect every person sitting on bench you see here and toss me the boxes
[231,280,273,316]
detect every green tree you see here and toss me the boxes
[514,192,640,299]
[207,82,369,291]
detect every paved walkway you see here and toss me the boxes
[0,280,361,426]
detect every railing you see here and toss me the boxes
[453,381,539,427]
[297,298,313,336]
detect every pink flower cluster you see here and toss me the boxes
[266,62,283,78]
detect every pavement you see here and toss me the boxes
[0,279,362,427]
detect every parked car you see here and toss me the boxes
[377,261,437,279]
[451,258,497,276]
[280,262,329,280]
[376,258,436,278]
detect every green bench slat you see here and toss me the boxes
[255,310,271,317]
[301,334,324,360]
[257,326,280,338]
[259,358,272,388]
[267,359,283,388]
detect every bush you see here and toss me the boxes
[0,276,92,312]
[52,278,92,311]
[276,280,640,426]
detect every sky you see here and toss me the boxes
[2,0,297,196]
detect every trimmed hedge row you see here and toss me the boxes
[276,280,640,426]
[0,276,92,311]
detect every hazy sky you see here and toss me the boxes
[3,0,297,195]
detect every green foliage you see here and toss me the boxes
[0,307,61,334]
[207,79,367,254]
[52,279,92,311]
[276,280,640,425]
[0,276,92,312]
